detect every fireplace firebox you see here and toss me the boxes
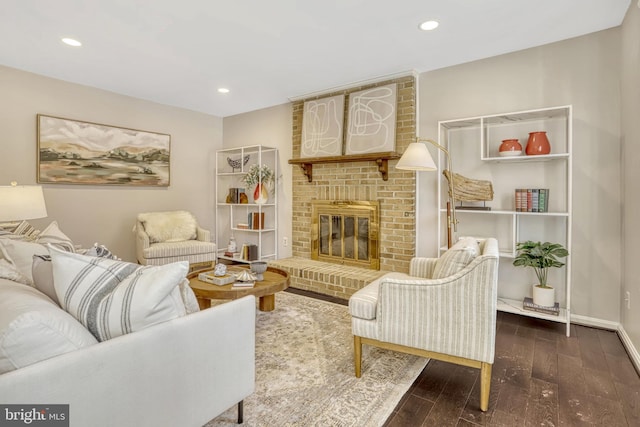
[311,200,380,270]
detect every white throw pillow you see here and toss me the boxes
[432,237,481,279]
[138,211,197,243]
[49,247,188,341]
[32,254,59,305]
[36,221,76,252]
[0,238,49,285]
[0,259,31,285]
[0,280,98,374]
[179,278,200,314]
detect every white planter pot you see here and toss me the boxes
[532,285,555,307]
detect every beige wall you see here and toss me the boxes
[621,5,640,353]
[222,103,293,259]
[417,29,622,323]
[0,65,223,261]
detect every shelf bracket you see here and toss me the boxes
[376,158,389,181]
[299,163,312,182]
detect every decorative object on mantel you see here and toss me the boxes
[37,114,170,186]
[227,154,250,172]
[288,152,400,182]
[301,94,345,158]
[345,83,397,155]
[513,240,568,307]
[242,164,275,204]
[443,170,494,210]
[395,137,458,248]
[525,131,551,155]
[498,139,523,156]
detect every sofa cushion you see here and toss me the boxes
[36,221,76,253]
[0,259,31,286]
[0,239,49,285]
[349,272,413,320]
[50,247,188,341]
[138,211,197,243]
[432,236,480,279]
[0,279,98,374]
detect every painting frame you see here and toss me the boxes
[37,114,171,187]
[345,83,397,155]
[300,94,345,158]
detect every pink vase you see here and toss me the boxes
[525,131,551,155]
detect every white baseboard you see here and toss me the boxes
[570,314,640,374]
[617,325,640,374]
[571,314,619,330]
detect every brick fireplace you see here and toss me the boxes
[271,75,417,299]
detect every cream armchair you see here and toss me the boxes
[349,237,499,411]
[135,210,217,270]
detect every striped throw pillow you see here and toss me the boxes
[49,247,188,341]
[432,237,480,279]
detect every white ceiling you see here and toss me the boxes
[0,0,631,117]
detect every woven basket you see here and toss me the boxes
[443,170,494,202]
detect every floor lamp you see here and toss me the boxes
[0,181,48,224]
[396,138,458,248]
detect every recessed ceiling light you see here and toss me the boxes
[419,20,439,31]
[218,88,230,94]
[61,38,82,47]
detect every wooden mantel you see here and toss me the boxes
[288,152,401,182]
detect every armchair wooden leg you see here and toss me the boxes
[480,362,492,412]
[354,335,362,378]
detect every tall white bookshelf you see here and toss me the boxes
[437,106,572,336]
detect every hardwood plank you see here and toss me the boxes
[615,381,640,426]
[524,378,558,427]
[413,360,454,403]
[459,363,503,426]
[503,335,534,389]
[423,364,478,427]
[493,382,529,425]
[575,325,609,371]
[556,334,581,358]
[598,329,629,357]
[605,352,640,386]
[383,394,433,427]
[582,366,618,400]
[532,336,558,383]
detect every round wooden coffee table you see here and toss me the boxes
[188,265,289,312]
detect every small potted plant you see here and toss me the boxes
[242,164,275,204]
[513,240,569,307]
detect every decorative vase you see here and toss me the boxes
[525,131,551,155]
[498,139,522,157]
[250,261,268,281]
[253,183,268,204]
[532,285,555,307]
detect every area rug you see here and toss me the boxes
[205,291,428,427]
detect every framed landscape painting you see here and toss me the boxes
[37,115,170,186]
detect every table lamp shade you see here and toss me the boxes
[396,142,438,171]
[0,184,48,221]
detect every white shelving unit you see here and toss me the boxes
[215,145,278,264]
[437,106,572,336]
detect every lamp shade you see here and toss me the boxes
[395,142,437,171]
[0,184,48,222]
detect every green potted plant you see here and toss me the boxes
[242,164,275,204]
[513,240,569,307]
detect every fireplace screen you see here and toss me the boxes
[312,201,379,269]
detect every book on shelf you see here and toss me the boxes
[247,212,265,230]
[223,251,240,258]
[236,223,249,229]
[522,297,559,316]
[240,243,259,261]
[514,188,549,212]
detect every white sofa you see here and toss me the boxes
[0,229,255,427]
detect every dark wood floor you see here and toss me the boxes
[383,312,640,427]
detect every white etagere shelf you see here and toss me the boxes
[215,145,278,264]
[437,105,573,336]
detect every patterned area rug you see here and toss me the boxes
[205,291,428,427]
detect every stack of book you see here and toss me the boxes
[240,243,258,261]
[515,188,549,212]
[522,297,560,316]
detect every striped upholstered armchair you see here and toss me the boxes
[135,210,217,271]
[349,237,499,411]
